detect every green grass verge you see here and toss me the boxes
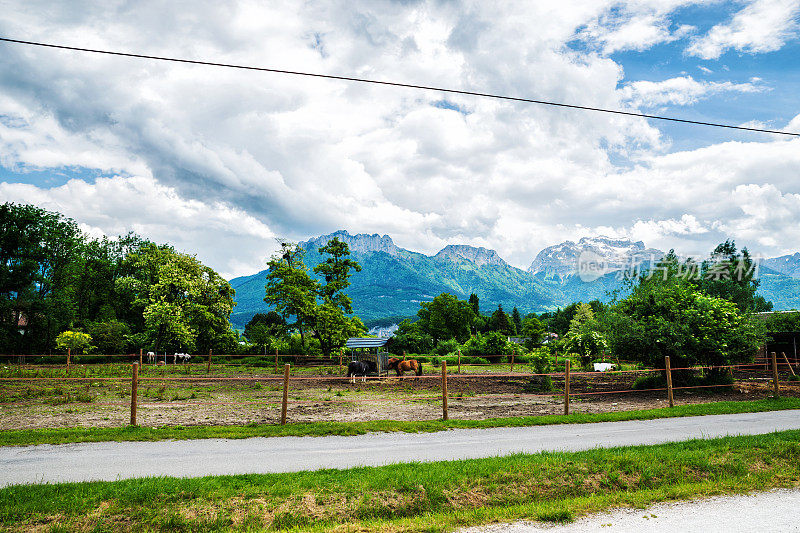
[2,431,799,531]
[2,397,799,447]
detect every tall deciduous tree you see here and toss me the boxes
[311,238,365,357]
[699,241,772,313]
[117,244,236,353]
[313,237,361,314]
[0,203,82,353]
[264,242,318,350]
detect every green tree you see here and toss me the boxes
[468,293,480,316]
[55,330,93,354]
[562,303,608,367]
[117,244,236,353]
[310,238,365,357]
[0,203,83,353]
[487,304,515,336]
[521,314,546,349]
[416,293,476,343]
[264,242,318,350]
[312,237,362,314]
[699,241,772,313]
[87,320,131,354]
[511,307,523,336]
[763,311,800,333]
[606,276,766,374]
[387,319,434,354]
[244,312,286,341]
[264,239,365,358]
[313,301,367,357]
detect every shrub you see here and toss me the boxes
[433,339,460,357]
[527,348,554,391]
[633,374,665,390]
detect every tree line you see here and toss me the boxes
[386,240,774,382]
[0,202,236,355]
[2,201,779,371]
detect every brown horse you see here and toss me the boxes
[387,357,423,378]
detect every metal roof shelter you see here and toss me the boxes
[345,337,390,376]
[345,337,389,349]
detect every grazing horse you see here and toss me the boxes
[347,361,373,383]
[387,357,423,378]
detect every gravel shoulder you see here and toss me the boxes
[458,488,800,533]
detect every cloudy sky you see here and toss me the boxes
[1,0,799,277]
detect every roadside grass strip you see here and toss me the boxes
[2,431,800,531]
[2,397,800,447]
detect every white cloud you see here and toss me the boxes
[0,0,798,277]
[576,1,699,54]
[619,75,766,107]
[0,175,277,278]
[686,0,800,59]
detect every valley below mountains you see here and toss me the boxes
[228,231,800,329]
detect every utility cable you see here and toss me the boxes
[1,37,798,137]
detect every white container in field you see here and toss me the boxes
[593,362,615,372]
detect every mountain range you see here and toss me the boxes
[228,231,800,329]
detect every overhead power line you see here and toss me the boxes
[1,36,798,137]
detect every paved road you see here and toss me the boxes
[459,488,800,532]
[3,410,800,487]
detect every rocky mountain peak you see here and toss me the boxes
[528,236,664,277]
[434,244,508,267]
[300,230,400,256]
[761,252,800,278]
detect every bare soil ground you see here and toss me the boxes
[2,364,797,430]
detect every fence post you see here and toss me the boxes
[441,360,449,420]
[139,348,143,366]
[563,359,571,415]
[281,363,290,425]
[457,349,461,375]
[206,349,212,374]
[781,352,796,377]
[275,349,279,374]
[130,362,139,426]
[510,353,515,373]
[772,352,780,398]
[67,348,71,370]
[665,355,674,408]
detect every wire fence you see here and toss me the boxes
[1,351,797,429]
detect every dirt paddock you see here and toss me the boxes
[1,364,797,430]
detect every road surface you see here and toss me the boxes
[459,488,800,532]
[3,410,800,487]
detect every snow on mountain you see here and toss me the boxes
[434,244,509,267]
[528,236,665,277]
[761,253,800,278]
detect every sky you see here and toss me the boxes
[0,0,799,277]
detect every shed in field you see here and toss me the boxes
[345,337,391,376]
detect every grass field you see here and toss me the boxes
[2,397,799,446]
[2,430,799,531]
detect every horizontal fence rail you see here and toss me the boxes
[1,352,796,427]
